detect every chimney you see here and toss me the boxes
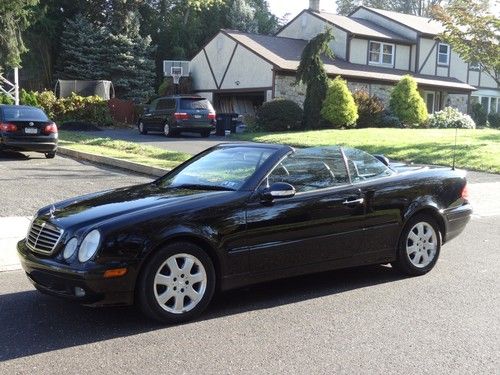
[309,0,320,12]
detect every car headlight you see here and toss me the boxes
[78,230,101,262]
[63,237,78,260]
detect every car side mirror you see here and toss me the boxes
[261,182,296,201]
[373,154,390,166]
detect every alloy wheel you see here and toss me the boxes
[406,222,437,268]
[164,123,170,137]
[153,253,207,314]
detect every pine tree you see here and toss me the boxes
[389,75,428,126]
[321,77,358,128]
[56,14,107,80]
[228,0,258,33]
[105,11,156,101]
[296,28,334,129]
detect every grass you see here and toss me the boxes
[234,128,500,174]
[59,131,190,169]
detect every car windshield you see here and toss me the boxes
[158,146,276,190]
[158,146,276,191]
[3,107,48,121]
[179,98,214,111]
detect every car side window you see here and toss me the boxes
[266,152,349,193]
[148,99,159,112]
[343,148,392,182]
[157,99,175,111]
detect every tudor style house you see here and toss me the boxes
[189,1,499,117]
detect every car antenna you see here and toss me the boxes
[452,127,458,170]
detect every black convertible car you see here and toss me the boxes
[18,144,472,323]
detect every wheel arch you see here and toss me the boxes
[402,206,447,245]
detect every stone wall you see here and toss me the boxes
[274,75,306,107]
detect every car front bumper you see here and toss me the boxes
[17,239,136,306]
[444,203,473,243]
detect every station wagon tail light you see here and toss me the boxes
[43,122,58,134]
[0,123,17,132]
[208,113,216,120]
[174,112,190,120]
[461,184,469,200]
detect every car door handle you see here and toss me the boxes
[343,198,364,205]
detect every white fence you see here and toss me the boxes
[0,68,19,105]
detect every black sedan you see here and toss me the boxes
[0,105,58,158]
[17,144,472,323]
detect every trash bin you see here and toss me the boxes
[215,113,239,136]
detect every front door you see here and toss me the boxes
[244,149,365,274]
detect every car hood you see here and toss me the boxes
[39,183,230,229]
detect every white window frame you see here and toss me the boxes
[437,43,450,66]
[368,41,395,67]
[424,91,436,114]
[472,95,500,114]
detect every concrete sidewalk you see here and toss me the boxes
[0,216,31,272]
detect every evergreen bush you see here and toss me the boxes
[488,112,500,129]
[321,77,358,128]
[389,75,428,127]
[471,102,487,127]
[256,99,303,132]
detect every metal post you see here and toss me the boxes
[14,67,19,105]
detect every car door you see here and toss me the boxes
[343,148,402,258]
[244,149,365,274]
[142,99,158,128]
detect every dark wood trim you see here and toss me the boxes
[346,34,352,62]
[221,30,278,69]
[272,69,276,99]
[366,41,370,65]
[393,44,397,69]
[193,87,273,94]
[478,69,482,87]
[350,34,413,46]
[418,39,437,74]
[467,92,472,113]
[218,43,238,90]
[466,62,470,84]
[434,42,438,75]
[351,5,423,36]
[408,44,412,71]
[447,47,451,78]
[203,48,218,89]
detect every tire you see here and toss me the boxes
[392,214,441,276]
[137,242,216,324]
[138,121,148,135]
[45,151,56,159]
[163,123,172,137]
[200,130,210,138]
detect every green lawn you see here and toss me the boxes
[234,128,500,174]
[59,131,190,169]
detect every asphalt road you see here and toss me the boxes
[0,151,499,374]
[82,128,233,155]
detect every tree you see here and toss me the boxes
[336,0,447,16]
[389,75,428,126]
[0,0,39,70]
[296,28,334,129]
[432,0,500,86]
[56,14,108,80]
[228,0,257,32]
[321,77,358,128]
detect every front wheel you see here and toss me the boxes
[45,151,56,159]
[392,215,441,276]
[163,123,172,137]
[137,242,216,324]
[138,121,148,135]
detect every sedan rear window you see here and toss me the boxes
[180,98,214,111]
[3,107,49,122]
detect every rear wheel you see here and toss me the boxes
[392,215,441,276]
[200,130,210,138]
[45,151,56,159]
[138,121,148,135]
[137,242,216,324]
[163,123,172,137]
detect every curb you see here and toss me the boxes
[57,147,169,177]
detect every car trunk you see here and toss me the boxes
[178,98,215,126]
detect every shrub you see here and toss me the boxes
[428,106,476,129]
[321,77,358,128]
[380,112,402,128]
[389,75,428,127]
[471,102,487,127]
[256,99,303,132]
[488,112,500,129]
[158,76,193,96]
[20,89,39,107]
[0,94,14,104]
[352,91,385,128]
[36,90,57,119]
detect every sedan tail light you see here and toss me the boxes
[43,122,58,134]
[0,122,17,132]
[208,113,216,120]
[174,113,190,120]
[461,184,469,200]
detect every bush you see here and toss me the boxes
[380,112,402,128]
[471,102,487,127]
[389,75,428,127]
[256,99,303,132]
[36,90,57,119]
[321,77,358,128]
[158,76,193,96]
[488,112,500,129]
[428,106,476,129]
[352,91,385,128]
[20,89,39,107]
[0,94,14,104]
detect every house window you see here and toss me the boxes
[425,92,435,114]
[491,98,497,113]
[469,62,480,71]
[369,42,394,66]
[438,43,450,65]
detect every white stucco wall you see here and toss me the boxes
[418,38,436,75]
[277,12,347,59]
[395,45,410,70]
[204,33,237,87]
[351,8,418,41]
[349,38,368,64]
[191,50,217,91]
[220,45,273,89]
[449,51,467,83]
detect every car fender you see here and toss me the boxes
[401,196,446,242]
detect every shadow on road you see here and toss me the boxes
[0,265,404,362]
[0,151,33,161]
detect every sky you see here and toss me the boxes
[268,0,337,21]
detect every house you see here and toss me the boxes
[189,0,498,116]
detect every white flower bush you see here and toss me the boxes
[428,106,476,129]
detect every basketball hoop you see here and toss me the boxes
[172,74,181,85]
[171,67,183,85]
